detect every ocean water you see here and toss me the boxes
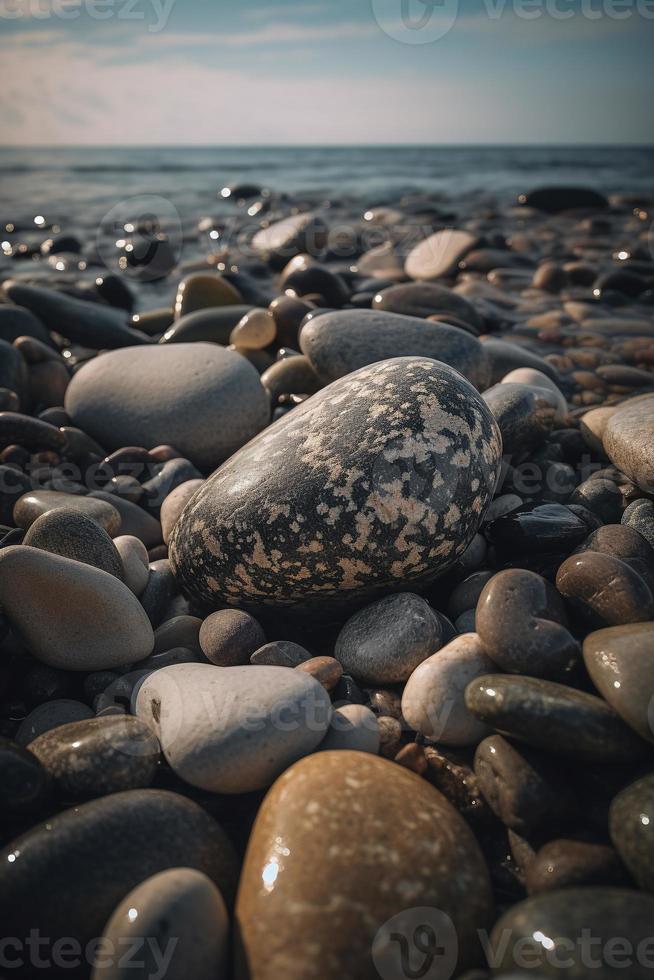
[1,144,652,307]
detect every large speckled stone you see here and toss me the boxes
[65,343,270,471]
[235,751,493,980]
[170,357,502,616]
[299,309,490,389]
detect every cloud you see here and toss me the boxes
[243,3,329,19]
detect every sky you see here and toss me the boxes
[0,0,652,145]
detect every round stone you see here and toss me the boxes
[65,343,270,471]
[490,888,654,978]
[199,608,266,666]
[173,272,242,318]
[23,507,124,579]
[603,394,654,492]
[0,545,154,670]
[29,715,160,800]
[170,357,502,616]
[299,309,490,389]
[609,774,654,892]
[583,623,654,743]
[134,663,332,794]
[405,228,478,280]
[235,751,493,980]
[295,655,343,691]
[475,569,579,677]
[0,789,238,950]
[92,868,229,980]
[482,383,559,455]
[556,552,654,629]
[334,592,443,684]
[318,703,380,753]
[401,633,495,745]
[230,308,277,350]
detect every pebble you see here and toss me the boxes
[89,489,162,547]
[295,655,343,691]
[501,367,568,419]
[29,715,160,801]
[299,308,491,389]
[574,523,654,594]
[481,337,561,385]
[318,703,380,752]
[405,228,478,280]
[114,533,150,595]
[580,405,618,453]
[173,272,242,317]
[250,640,312,666]
[474,734,576,835]
[603,394,654,491]
[0,410,66,453]
[490,888,654,978]
[259,354,320,402]
[484,502,591,555]
[23,506,124,578]
[160,478,204,544]
[583,622,654,743]
[622,497,654,550]
[235,751,493,980]
[482,383,559,455]
[0,737,50,814]
[475,569,579,676]
[230,307,277,349]
[556,551,654,628]
[0,789,238,949]
[525,839,628,895]
[15,698,94,745]
[170,357,502,615]
[161,305,253,344]
[464,674,648,762]
[199,608,266,666]
[134,663,332,793]
[609,774,654,892]
[65,343,270,471]
[334,592,443,684]
[251,212,328,266]
[401,633,495,745]
[377,715,403,758]
[92,868,229,980]
[0,303,53,347]
[519,185,609,211]
[0,545,154,670]
[13,489,121,534]
[372,281,482,329]
[5,282,150,349]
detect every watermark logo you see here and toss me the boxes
[371,0,460,43]
[0,0,176,32]
[96,194,182,283]
[372,908,458,980]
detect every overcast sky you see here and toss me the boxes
[0,0,652,144]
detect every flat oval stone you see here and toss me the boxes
[464,675,648,762]
[250,640,312,666]
[318,703,379,753]
[5,282,149,349]
[603,395,654,492]
[334,592,443,684]
[23,506,124,578]
[135,663,332,793]
[0,545,154,670]
[13,490,122,534]
[65,343,270,471]
[251,212,328,266]
[92,868,229,980]
[476,569,579,677]
[0,304,53,346]
[174,272,242,317]
[160,305,253,344]
[556,552,654,629]
[485,502,590,555]
[489,888,654,978]
[29,715,160,800]
[609,774,654,892]
[299,309,490,389]
[525,839,628,895]
[235,751,493,980]
[583,623,654,743]
[519,185,609,212]
[405,228,478,280]
[0,411,66,453]
[0,789,238,949]
[372,281,482,329]
[170,357,502,615]
[402,632,495,745]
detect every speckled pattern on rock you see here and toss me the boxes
[170,357,502,615]
[235,751,493,980]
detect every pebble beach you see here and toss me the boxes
[1,145,654,979]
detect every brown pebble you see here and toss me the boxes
[525,839,629,895]
[556,551,654,628]
[394,742,427,775]
[377,715,402,758]
[364,687,403,719]
[295,656,342,691]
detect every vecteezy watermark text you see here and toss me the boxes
[0,0,176,32]
[0,932,177,978]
